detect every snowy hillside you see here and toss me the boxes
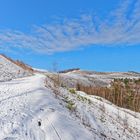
[0,70,139,139]
[0,73,139,140]
[59,70,140,88]
[0,56,139,140]
[0,55,32,82]
[0,74,94,140]
[56,89,140,140]
[46,73,140,140]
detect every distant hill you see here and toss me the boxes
[59,68,80,73]
[59,69,140,88]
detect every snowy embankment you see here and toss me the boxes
[0,72,139,140]
[0,74,93,140]
[54,87,140,140]
[0,55,32,82]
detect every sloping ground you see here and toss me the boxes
[57,88,140,140]
[46,72,140,139]
[0,72,139,140]
[59,70,140,88]
[0,55,33,82]
[0,74,94,140]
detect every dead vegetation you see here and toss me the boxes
[0,54,34,73]
[15,60,34,73]
[76,78,140,112]
[47,71,140,112]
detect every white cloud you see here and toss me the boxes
[0,0,140,54]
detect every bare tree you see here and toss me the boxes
[51,61,61,97]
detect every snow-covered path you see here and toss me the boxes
[0,74,93,140]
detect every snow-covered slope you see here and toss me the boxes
[57,88,140,140]
[46,72,140,139]
[0,55,32,82]
[59,70,140,88]
[0,74,94,140]
[0,72,139,140]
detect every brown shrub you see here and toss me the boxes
[76,79,140,112]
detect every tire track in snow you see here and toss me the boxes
[46,117,62,140]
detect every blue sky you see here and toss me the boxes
[0,0,140,72]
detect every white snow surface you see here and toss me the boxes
[0,74,93,140]
[0,73,139,140]
[0,55,31,82]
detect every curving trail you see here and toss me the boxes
[0,74,94,140]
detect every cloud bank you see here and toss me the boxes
[0,0,140,54]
